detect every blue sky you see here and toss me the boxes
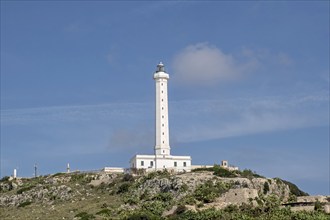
[1,1,329,195]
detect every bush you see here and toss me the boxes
[175,208,223,219]
[314,200,323,211]
[239,169,264,179]
[123,194,139,205]
[70,174,87,183]
[279,179,308,196]
[213,166,237,178]
[17,185,35,194]
[223,204,239,213]
[179,195,196,205]
[142,200,166,216]
[193,180,230,203]
[125,210,158,220]
[123,173,134,182]
[0,176,10,182]
[263,182,270,194]
[52,172,65,177]
[96,208,112,217]
[175,205,187,215]
[192,167,214,172]
[18,201,32,208]
[75,212,95,220]
[153,192,173,202]
[179,183,189,192]
[117,182,132,194]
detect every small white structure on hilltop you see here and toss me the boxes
[221,160,239,171]
[13,169,17,178]
[103,167,125,173]
[67,163,70,173]
[130,63,191,172]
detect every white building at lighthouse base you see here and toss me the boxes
[130,154,191,173]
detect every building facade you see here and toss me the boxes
[130,63,191,172]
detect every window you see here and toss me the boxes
[161,83,163,86]
[150,161,153,167]
[162,132,164,135]
[162,115,164,118]
[162,124,164,127]
[162,90,163,93]
[141,161,144,166]
[162,107,164,110]
[162,99,163,102]
[174,162,177,167]
[163,150,165,153]
[183,162,186,167]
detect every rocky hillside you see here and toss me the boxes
[0,167,329,220]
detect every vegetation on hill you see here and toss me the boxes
[0,166,328,220]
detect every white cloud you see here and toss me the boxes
[172,43,258,86]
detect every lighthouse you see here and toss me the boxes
[154,62,170,156]
[129,62,191,172]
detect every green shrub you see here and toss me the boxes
[223,204,239,213]
[179,195,196,205]
[192,167,214,172]
[117,182,132,194]
[175,205,187,215]
[193,180,230,203]
[239,169,264,179]
[96,208,112,217]
[153,192,173,202]
[288,193,297,202]
[279,179,308,196]
[140,190,151,200]
[125,210,158,220]
[0,176,10,182]
[74,212,95,220]
[145,170,171,180]
[123,194,139,205]
[142,200,166,216]
[263,182,270,194]
[179,183,189,192]
[101,203,108,208]
[213,166,237,178]
[52,172,65,177]
[70,173,90,183]
[17,185,35,194]
[314,200,323,211]
[18,201,32,208]
[123,173,134,182]
[174,208,223,219]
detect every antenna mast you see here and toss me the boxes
[34,164,37,177]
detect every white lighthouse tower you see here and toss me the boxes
[130,62,191,172]
[154,62,170,156]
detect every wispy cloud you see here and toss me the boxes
[1,102,152,125]
[2,92,327,146]
[170,92,329,142]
